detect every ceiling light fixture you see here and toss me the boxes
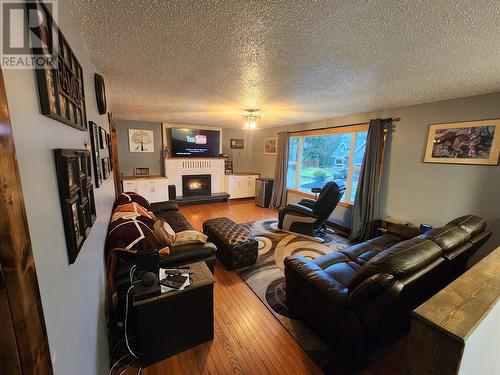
[242,110,261,130]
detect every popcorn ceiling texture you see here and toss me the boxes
[67,0,500,128]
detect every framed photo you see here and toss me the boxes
[28,1,87,130]
[54,149,96,264]
[106,133,114,171]
[224,160,233,175]
[88,122,102,187]
[230,139,244,149]
[99,126,107,149]
[129,129,154,152]
[101,157,110,179]
[264,136,278,155]
[424,119,500,165]
[134,167,150,177]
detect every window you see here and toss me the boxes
[286,125,368,205]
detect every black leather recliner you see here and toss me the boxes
[284,215,491,360]
[278,181,345,237]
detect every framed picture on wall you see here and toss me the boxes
[264,136,278,155]
[230,139,244,149]
[134,167,150,176]
[28,1,87,130]
[88,122,102,188]
[129,129,154,152]
[424,119,500,165]
[99,126,107,149]
[54,149,96,264]
[101,157,110,179]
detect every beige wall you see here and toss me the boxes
[3,1,112,373]
[227,92,500,255]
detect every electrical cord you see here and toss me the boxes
[108,353,131,375]
[129,265,137,283]
[125,281,141,359]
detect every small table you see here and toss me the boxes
[133,261,215,368]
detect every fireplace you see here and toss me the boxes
[182,174,211,197]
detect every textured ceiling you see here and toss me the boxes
[68,0,500,128]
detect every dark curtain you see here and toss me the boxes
[270,132,289,209]
[350,118,391,242]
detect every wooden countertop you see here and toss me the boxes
[413,245,500,341]
[121,175,167,180]
[227,172,260,176]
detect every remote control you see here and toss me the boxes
[162,268,193,275]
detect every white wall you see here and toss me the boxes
[458,301,500,375]
[3,0,112,373]
[240,92,500,254]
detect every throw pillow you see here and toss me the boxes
[172,230,208,247]
[153,217,176,246]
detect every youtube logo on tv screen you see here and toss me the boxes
[171,128,220,157]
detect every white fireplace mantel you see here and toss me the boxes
[164,158,225,196]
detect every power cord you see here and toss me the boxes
[108,353,131,375]
[125,281,141,359]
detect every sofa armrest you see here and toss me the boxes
[159,242,217,267]
[284,255,347,307]
[347,273,396,307]
[150,201,179,214]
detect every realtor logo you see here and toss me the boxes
[1,0,57,69]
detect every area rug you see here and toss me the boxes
[238,218,352,373]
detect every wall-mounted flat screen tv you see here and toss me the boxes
[170,128,220,157]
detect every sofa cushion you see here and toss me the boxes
[341,233,403,265]
[348,237,442,289]
[446,215,487,237]
[419,225,471,253]
[314,251,362,287]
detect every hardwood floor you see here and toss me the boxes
[126,199,406,375]
[178,199,278,231]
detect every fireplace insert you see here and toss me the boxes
[182,174,211,197]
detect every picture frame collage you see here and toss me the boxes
[54,149,96,264]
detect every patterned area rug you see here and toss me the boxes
[238,219,352,373]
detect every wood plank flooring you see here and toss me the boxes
[126,199,406,375]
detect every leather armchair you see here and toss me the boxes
[278,181,345,237]
[284,215,491,360]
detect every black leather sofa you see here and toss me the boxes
[151,201,217,271]
[284,215,491,359]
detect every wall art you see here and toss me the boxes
[424,119,500,165]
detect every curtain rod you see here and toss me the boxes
[286,117,400,135]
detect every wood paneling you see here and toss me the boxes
[109,116,122,198]
[404,246,500,375]
[0,68,52,373]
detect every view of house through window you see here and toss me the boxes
[287,125,368,204]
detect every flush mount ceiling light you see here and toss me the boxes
[242,110,261,130]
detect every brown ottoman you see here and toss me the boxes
[203,217,258,270]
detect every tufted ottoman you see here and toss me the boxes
[203,217,258,270]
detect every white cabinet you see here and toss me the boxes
[121,177,169,203]
[226,174,259,199]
